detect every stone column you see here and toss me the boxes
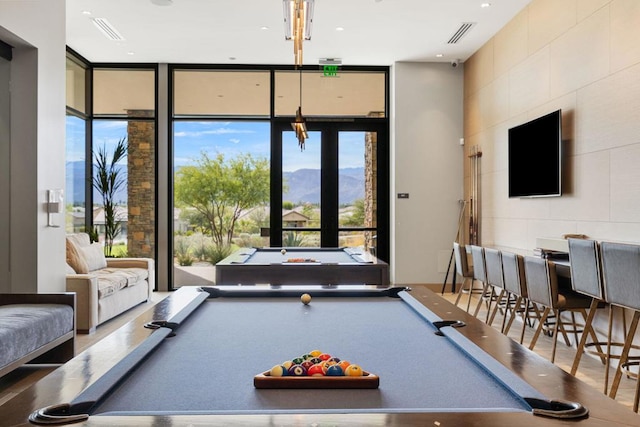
[126,111,155,258]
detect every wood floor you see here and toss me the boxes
[1,288,638,413]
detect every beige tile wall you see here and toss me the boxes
[464,0,640,252]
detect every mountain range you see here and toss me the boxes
[66,161,365,205]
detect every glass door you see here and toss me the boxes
[271,122,387,260]
[281,130,322,247]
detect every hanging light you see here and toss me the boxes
[283,0,314,67]
[291,68,308,150]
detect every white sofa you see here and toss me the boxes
[65,233,154,333]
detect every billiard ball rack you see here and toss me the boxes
[254,371,380,389]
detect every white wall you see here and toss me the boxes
[391,62,464,285]
[0,0,67,293]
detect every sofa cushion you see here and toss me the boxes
[66,238,89,274]
[93,268,149,299]
[80,243,108,272]
[0,304,74,368]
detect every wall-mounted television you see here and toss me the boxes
[508,109,562,198]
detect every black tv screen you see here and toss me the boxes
[508,110,562,198]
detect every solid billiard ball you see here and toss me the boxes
[309,349,322,357]
[345,364,363,376]
[281,249,286,254]
[338,360,351,371]
[301,293,311,305]
[318,353,331,361]
[326,365,344,376]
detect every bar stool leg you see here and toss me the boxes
[551,309,561,363]
[609,311,640,401]
[503,295,521,335]
[604,304,615,395]
[529,307,551,352]
[571,299,599,376]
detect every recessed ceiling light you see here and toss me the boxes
[260,26,269,30]
[436,53,443,58]
[335,27,344,31]
[229,57,236,61]
[481,2,491,8]
[150,0,173,6]
[82,10,92,16]
[127,51,135,55]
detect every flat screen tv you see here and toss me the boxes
[508,109,562,198]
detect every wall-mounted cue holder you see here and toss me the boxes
[47,189,63,228]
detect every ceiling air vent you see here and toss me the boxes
[447,22,476,44]
[91,18,125,41]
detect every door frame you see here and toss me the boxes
[270,118,389,262]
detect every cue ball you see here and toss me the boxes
[301,293,311,305]
[281,249,286,254]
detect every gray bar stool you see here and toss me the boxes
[469,245,488,318]
[600,241,640,412]
[567,238,609,392]
[453,242,475,312]
[523,256,592,363]
[484,248,508,328]
[502,251,539,344]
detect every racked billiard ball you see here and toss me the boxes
[288,364,307,376]
[281,248,286,255]
[309,349,322,357]
[269,365,288,377]
[345,364,363,376]
[307,364,326,376]
[326,365,344,376]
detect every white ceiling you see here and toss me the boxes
[66,0,532,66]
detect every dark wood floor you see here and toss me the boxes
[1,288,637,412]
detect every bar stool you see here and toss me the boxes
[523,256,592,363]
[469,245,488,318]
[567,238,609,392]
[484,248,508,328]
[501,251,538,344]
[600,241,640,412]
[453,242,475,312]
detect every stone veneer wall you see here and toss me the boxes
[126,111,155,258]
[364,112,382,253]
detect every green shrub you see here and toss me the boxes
[205,244,234,265]
[174,236,194,266]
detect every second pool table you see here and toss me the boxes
[215,247,389,286]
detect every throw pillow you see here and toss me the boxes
[80,243,108,272]
[66,238,89,274]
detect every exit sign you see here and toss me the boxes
[323,65,339,77]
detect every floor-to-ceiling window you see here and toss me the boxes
[65,55,89,234]
[92,67,156,259]
[171,69,271,286]
[170,66,388,288]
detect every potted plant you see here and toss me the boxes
[92,137,127,257]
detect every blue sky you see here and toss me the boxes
[66,119,365,172]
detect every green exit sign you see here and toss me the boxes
[323,65,339,77]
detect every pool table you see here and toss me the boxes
[215,247,389,286]
[4,286,639,426]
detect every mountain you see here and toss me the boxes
[283,167,364,204]
[69,161,364,206]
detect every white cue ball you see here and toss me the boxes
[281,249,286,255]
[301,293,311,305]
